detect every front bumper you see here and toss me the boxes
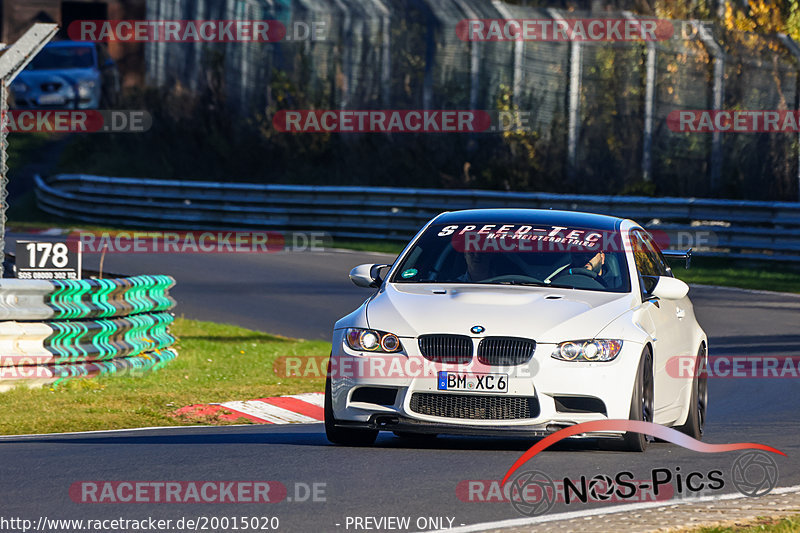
[333,415,627,438]
[12,91,100,110]
[329,329,644,436]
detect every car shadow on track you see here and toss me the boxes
[0,427,643,454]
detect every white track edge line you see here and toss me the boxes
[0,424,259,439]
[421,484,800,533]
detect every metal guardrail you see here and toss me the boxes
[35,174,800,261]
[0,274,177,390]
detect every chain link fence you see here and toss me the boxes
[0,23,58,259]
[144,0,800,201]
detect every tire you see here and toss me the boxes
[621,347,654,452]
[324,372,378,446]
[675,344,708,440]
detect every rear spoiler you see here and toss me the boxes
[662,248,692,269]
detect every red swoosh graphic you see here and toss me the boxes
[501,420,785,486]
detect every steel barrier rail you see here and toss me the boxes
[0,279,55,321]
[38,174,800,224]
[35,174,800,261]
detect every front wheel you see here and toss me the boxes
[621,347,654,452]
[324,372,378,446]
[675,344,708,440]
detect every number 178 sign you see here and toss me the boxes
[15,241,82,280]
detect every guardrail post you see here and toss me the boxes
[692,21,725,194]
[777,33,800,202]
[0,23,58,267]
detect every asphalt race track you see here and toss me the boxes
[1,238,799,532]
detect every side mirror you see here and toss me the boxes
[650,276,689,300]
[349,264,390,288]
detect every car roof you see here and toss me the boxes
[45,41,95,48]
[432,208,623,231]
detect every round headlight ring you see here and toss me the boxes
[359,330,380,351]
[560,341,580,361]
[583,341,601,361]
[380,333,400,352]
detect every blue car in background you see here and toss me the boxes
[9,41,120,109]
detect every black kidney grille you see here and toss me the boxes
[417,334,472,364]
[409,393,540,420]
[477,337,536,365]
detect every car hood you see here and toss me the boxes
[366,283,636,342]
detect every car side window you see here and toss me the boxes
[631,231,660,277]
[639,231,672,277]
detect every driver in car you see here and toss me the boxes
[569,250,610,285]
[583,251,605,274]
[456,250,494,282]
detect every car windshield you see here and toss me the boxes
[391,222,631,293]
[26,46,95,70]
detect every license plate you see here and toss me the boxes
[437,371,508,393]
[38,94,66,105]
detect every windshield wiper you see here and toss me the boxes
[493,280,548,287]
[493,280,581,290]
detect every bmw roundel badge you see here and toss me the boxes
[470,325,485,334]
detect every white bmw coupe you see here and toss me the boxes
[326,209,708,450]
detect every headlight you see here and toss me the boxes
[345,328,402,353]
[11,81,28,93]
[551,340,623,362]
[77,80,96,99]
